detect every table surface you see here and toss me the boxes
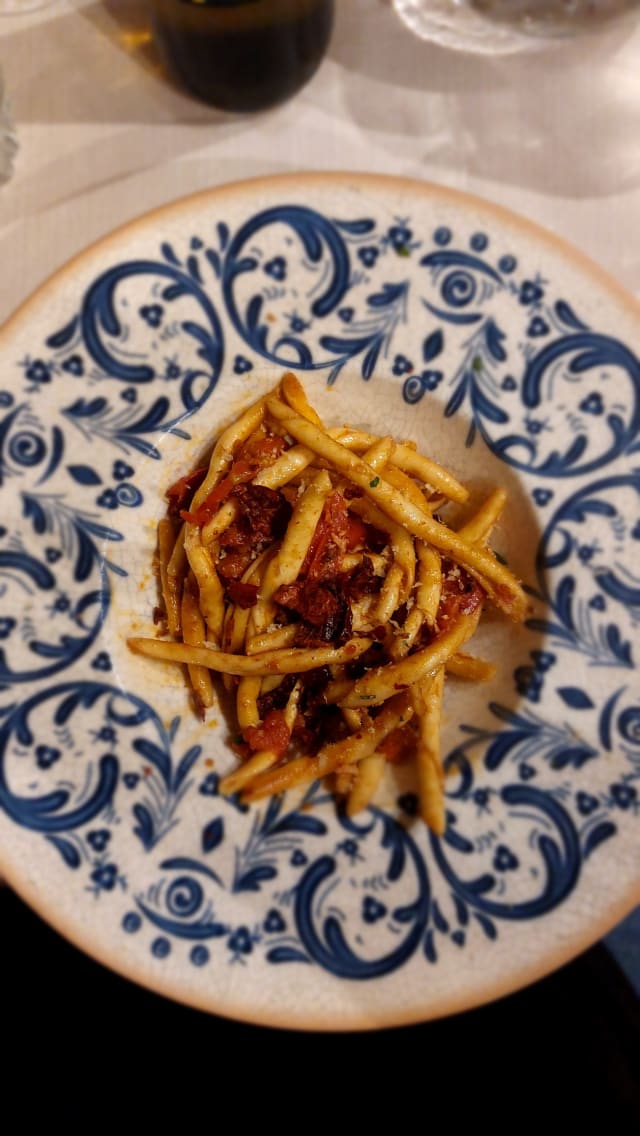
[0,0,638,1016]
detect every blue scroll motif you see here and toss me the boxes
[0,400,123,686]
[0,682,202,847]
[43,254,226,457]
[430,785,581,921]
[493,333,640,476]
[419,247,503,326]
[0,683,121,831]
[294,809,430,979]
[531,471,640,667]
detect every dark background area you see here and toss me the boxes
[2,885,638,1119]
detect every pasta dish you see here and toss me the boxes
[128,374,527,833]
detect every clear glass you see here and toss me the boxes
[0,65,17,183]
[393,0,640,53]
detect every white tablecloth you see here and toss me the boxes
[2,0,640,324]
[0,0,638,983]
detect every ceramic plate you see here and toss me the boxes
[1,173,639,1030]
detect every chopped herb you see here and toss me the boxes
[369,476,380,488]
[360,694,377,701]
[472,355,483,372]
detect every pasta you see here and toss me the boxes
[128,374,527,834]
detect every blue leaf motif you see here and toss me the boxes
[367,282,407,307]
[172,745,201,791]
[484,319,507,362]
[392,902,421,924]
[266,946,311,964]
[556,577,576,630]
[181,321,221,370]
[161,241,181,266]
[46,315,80,350]
[21,496,48,535]
[474,912,498,940]
[452,893,469,926]
[132,803,155,850]
[444,374,469,417]
[381,815,406,881]
[484,731,525,771]
[74,529,98,583]
[46,834,81,868]
[333,218,375,235]
[259,794,283,834]
[467,874,496,896]
[557,687,595,710]
[431,899,449,933]
[132,737,170,782]
[472,383,509,424]
[235,864,277,892]
[583,821,616,859]
[422,329,443,362]
[162,283,188,302]
[362,336,383,380]
[205,249,221,278]
[202,817,224,853]
[443,827,474,854]
[423,930,437,963]
[65,397,109,420]
[554,300,587,331]
[186,255,202,284]
[320,333,380,357]
[67,464,102,486]
[550,745,596,771]
[269,813,327,836]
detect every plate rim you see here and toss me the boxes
[3,170,640,340]
[1,169,639,1030]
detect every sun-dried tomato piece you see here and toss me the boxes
[232,484,292,544]
[243,710,291,757]
[378,723,416,765]
[225,580,259,608]
[180,459,257,525]
[256,675,297,719]
[343,555,381,601]
[165,465,209,515]
[437,559,485,625]
[274,579,352,645]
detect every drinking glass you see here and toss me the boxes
[0,66,17,184]
[393,0,640,53]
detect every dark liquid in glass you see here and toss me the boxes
[151,0,334,112]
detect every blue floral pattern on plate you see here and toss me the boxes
[1,175,638,1028]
